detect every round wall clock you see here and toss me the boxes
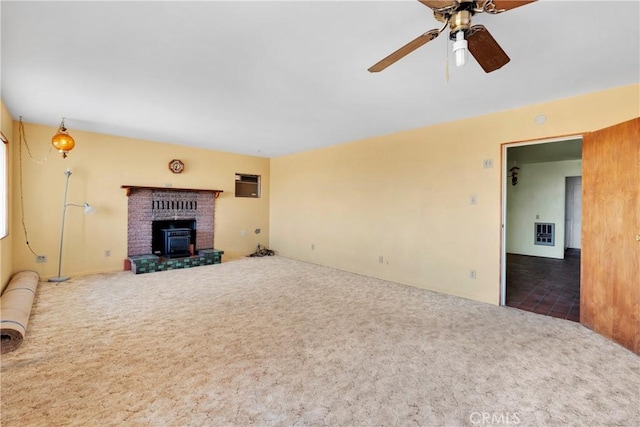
[168,159,185,174]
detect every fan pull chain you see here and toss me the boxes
[445,57,450,83]
[445,36,450,83]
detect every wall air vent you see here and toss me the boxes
[535,222,555,246]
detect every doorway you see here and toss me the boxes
[501,137,583,321]
[565,176,582,250]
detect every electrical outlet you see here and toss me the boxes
[483,159,493,168]
[470,195,478,205]
[105,250,111,257]
[36,255,47,263]
[469,269,477,279]
[378,256,384,264]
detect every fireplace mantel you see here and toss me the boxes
[122,185,223,198]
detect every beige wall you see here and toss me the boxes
[10,122,270,279]
[269,84,640,305]
[1,101,14,292]
[506,159,582,259]
[4,84,639,297]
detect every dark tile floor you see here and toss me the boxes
[506,249,580,322]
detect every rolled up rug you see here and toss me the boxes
[1,270,40,354]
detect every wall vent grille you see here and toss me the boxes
[535,222,555,246]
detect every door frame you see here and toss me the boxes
[499,134,583,306]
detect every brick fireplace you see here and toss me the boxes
[124,186,220,257]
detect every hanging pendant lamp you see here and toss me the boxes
[51,118,75,158]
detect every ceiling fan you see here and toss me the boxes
[368,0,536,73]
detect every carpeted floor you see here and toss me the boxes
[1,256,638,426]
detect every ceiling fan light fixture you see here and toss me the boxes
[453,30,468,67]
[369,0,537,74]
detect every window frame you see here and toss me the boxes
[0,131,8,239]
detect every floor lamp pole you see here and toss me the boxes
[49,169,72,282]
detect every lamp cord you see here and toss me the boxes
[18,117,52,164]
[17,118,44,257]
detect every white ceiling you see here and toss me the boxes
[1,1,638,158]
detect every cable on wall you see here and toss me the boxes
[17,117,46,257]
[18,117,52,164]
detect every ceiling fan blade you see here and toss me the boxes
[417,0,456,10]
[368,29,441,73]
[491,0,536,11]
[467,25,510,73]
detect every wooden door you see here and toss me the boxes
[581,117,639,354]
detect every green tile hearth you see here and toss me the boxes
[129,250,223,274]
